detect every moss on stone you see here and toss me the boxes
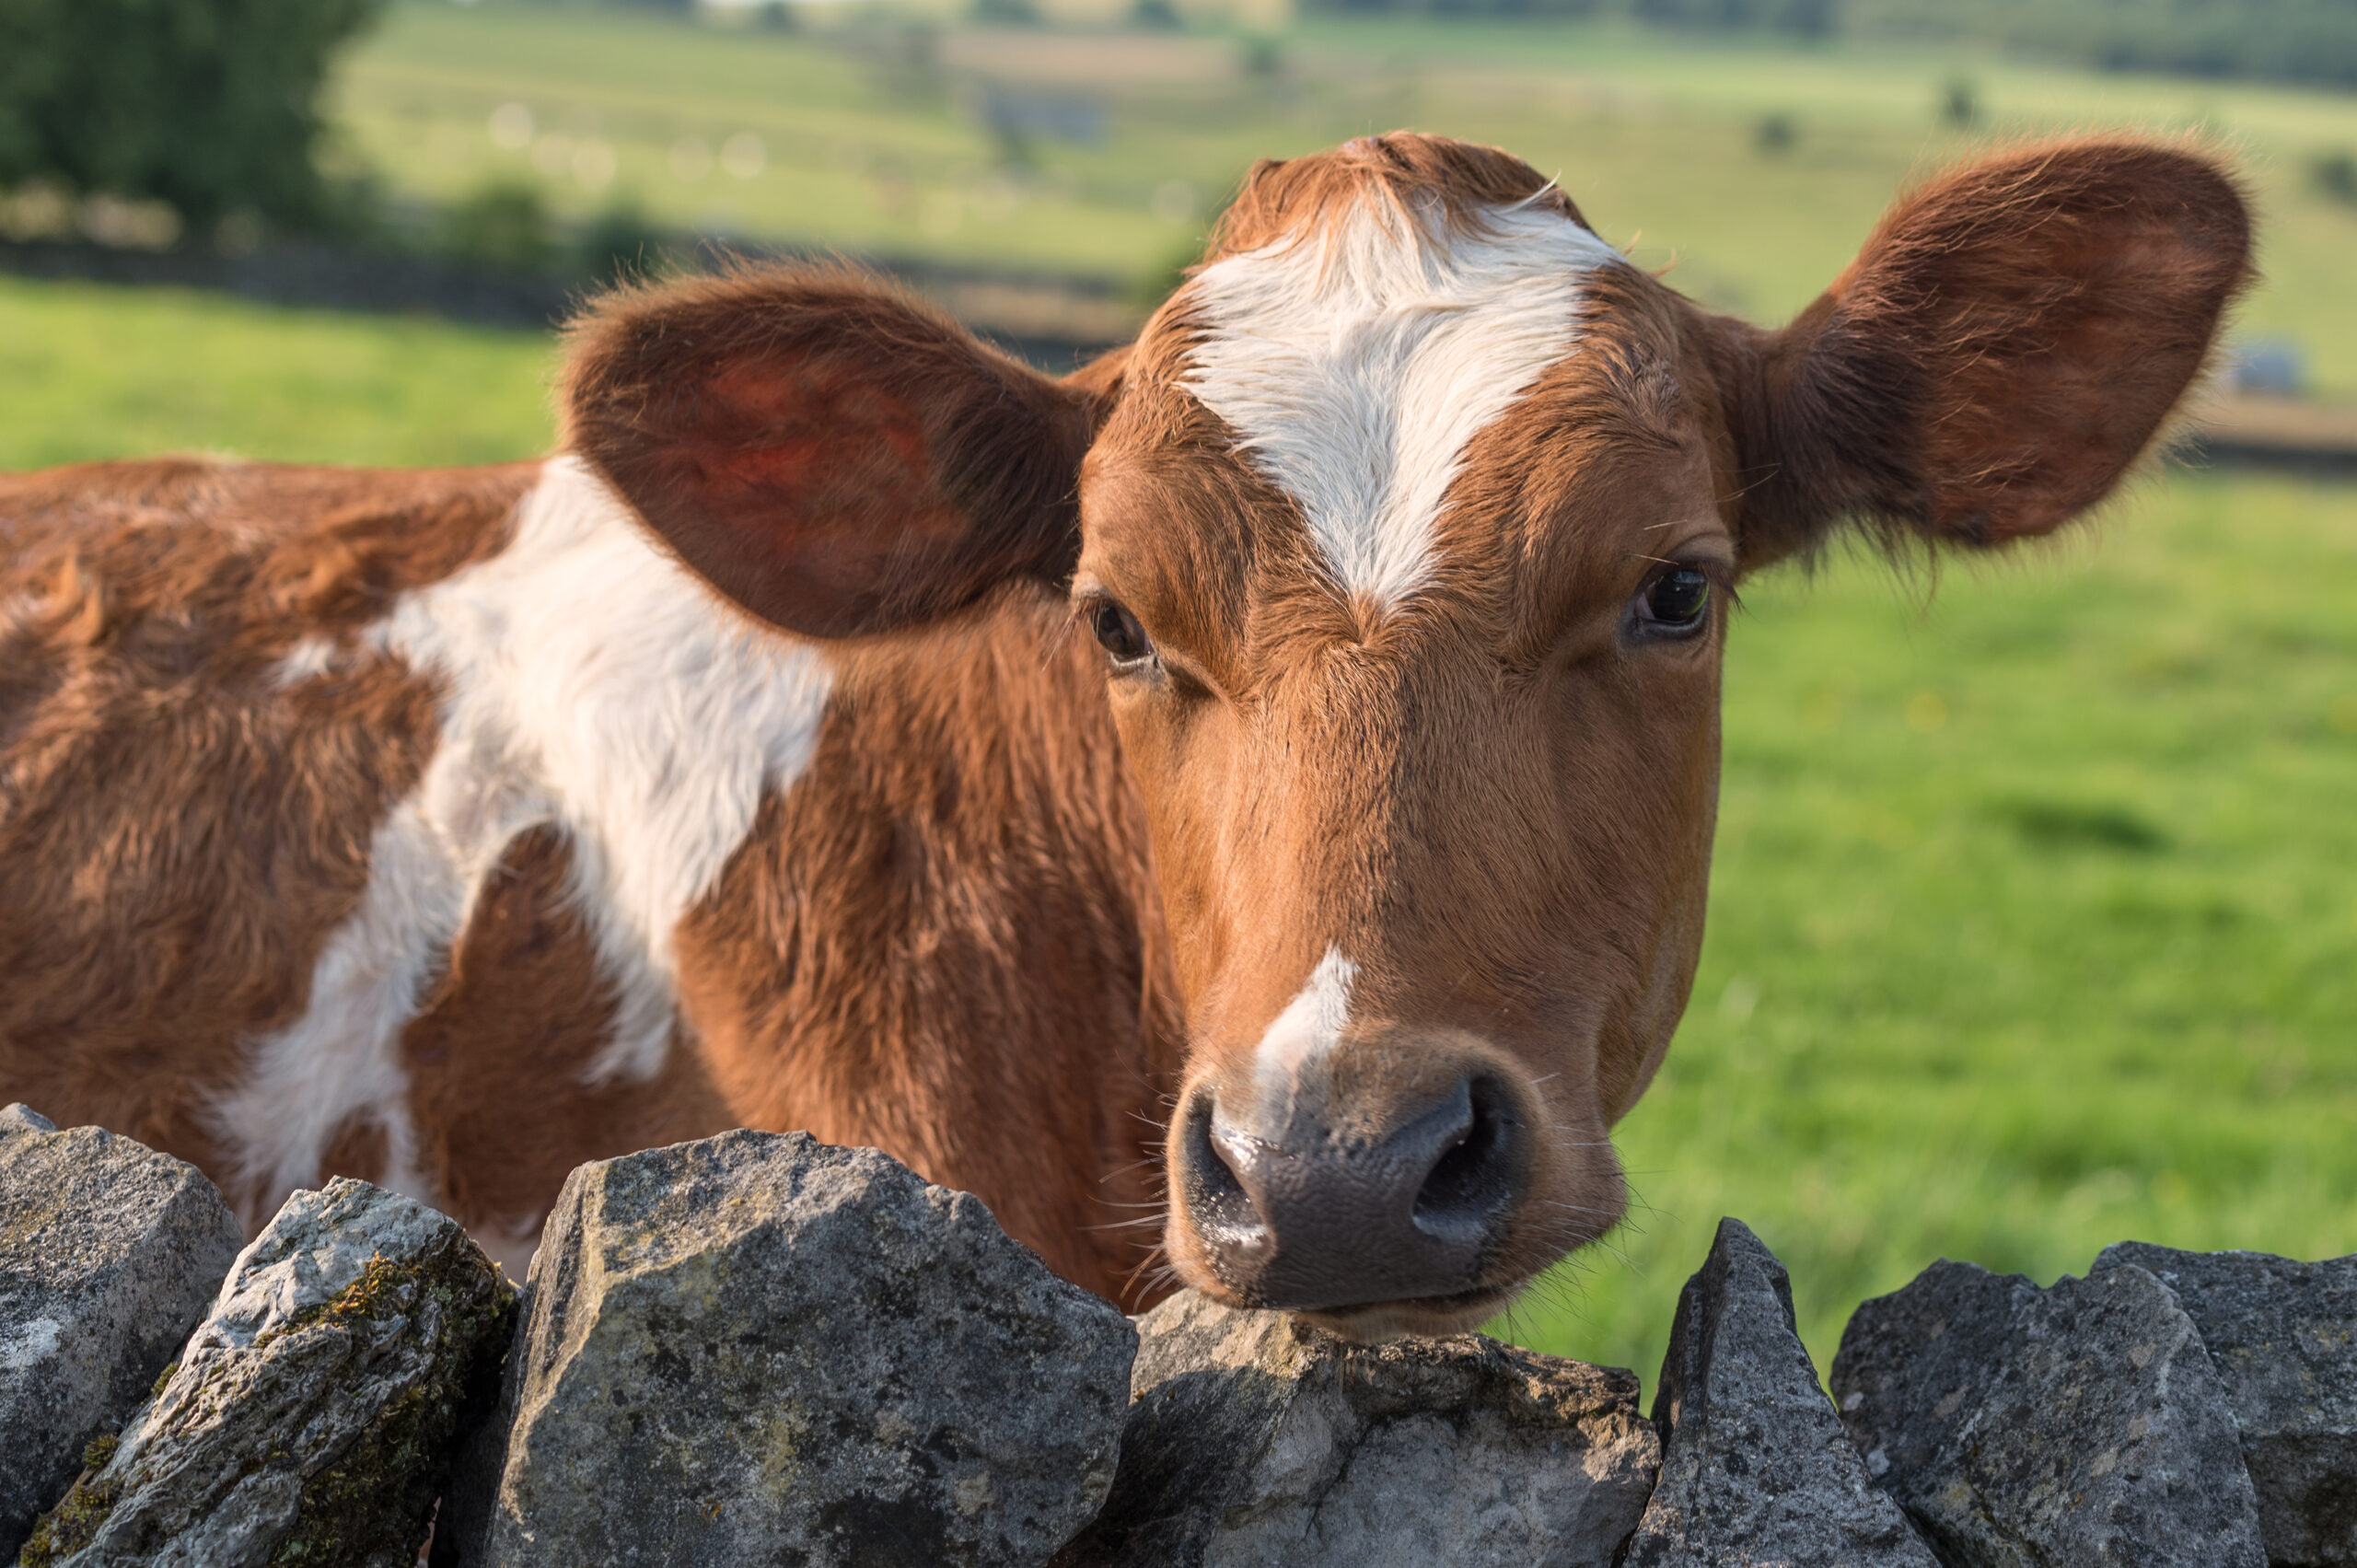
[253,1251,411,1351]
[265,1227,517,1568]
[16,1436,125,1568]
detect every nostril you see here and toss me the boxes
[1179,1092,1266,1252]
[1412,1076,1521,1244]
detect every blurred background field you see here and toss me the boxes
[2,0,2352,1391]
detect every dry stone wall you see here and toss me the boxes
[440,1130,1137,1567]
[1,1101,2350,1567]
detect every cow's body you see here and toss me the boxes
[0,134,2248,1333]
[0,455,1175,1295]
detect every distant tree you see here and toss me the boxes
[0,0,385,235]
[1940,75,1978,128]
[1631,0,1833,33]
[1753,111,1796,154]
[440,180,553,273]
[2314,149,2357,205]
[576,196,673,285]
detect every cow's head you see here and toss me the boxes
[565,135,2248,1338]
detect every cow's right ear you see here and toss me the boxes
[563,266,1121,639]
[1713,138,2252,574]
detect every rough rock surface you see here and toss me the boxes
[441,1129,1136,1568]
[2097,1242,2357,1567]
[0,1105,244,1561]
[1051,1289,1660,1567]
[1622,1218,1937,1567]
[1833,1258,2268,1568]
[18,1177,514,1568]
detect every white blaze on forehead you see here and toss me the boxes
[1252,946,1358,1112]
[1181,195,1622,610]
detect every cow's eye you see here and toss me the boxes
[1090,598,1154,666]
[1636,567,1713,634]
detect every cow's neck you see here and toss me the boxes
[215,455,1177,1299]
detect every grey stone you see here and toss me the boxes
[441,1129,1136,1568]
[2097,1242,2357,1567]
[1051,1289,1661,1568]
[1622,1217,1938,1567]
[0,1104,243,1561]
[1832,1258,2268,1568]
[19,1177,515,1568]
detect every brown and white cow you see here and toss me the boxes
[0,134,2247,1337]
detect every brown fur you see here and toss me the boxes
[673,585,1180,1295]
[396,825,735,1251]
[1207,134,1589,259]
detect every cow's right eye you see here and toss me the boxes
[1090,598,1154,666]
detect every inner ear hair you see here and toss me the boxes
[1721,137,2254,575]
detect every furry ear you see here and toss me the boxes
[563,266,1119,638]
[1717,139,2253,572]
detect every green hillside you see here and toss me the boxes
[330,2,2357,389]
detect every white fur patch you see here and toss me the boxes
[1250,946,1358,1119]
[268,633,341,689]
[1181,197,1620,610]
[213,456,834,1222]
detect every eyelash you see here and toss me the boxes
[1076,594,1155,668]
[1631,563,1732,638]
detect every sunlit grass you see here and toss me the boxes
[0,276,553,470]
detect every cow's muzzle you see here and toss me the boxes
[1173,1067,1531,1318]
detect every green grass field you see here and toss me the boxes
[5,0,2352,1397]
[0,277,553,470]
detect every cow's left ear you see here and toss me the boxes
[563,265,1121,638]
[1713,139,2253,573]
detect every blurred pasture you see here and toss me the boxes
[2,0,2351,1392]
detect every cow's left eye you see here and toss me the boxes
[1636,568,1713,633]
[1090,598,1154,666]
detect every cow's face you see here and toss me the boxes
[566,135,2247,1336]
[1074,148,1737,1333]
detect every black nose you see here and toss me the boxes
[1177,1075,1526,1312]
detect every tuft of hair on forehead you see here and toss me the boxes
[1203,134,1593,264]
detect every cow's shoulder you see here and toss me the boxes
[1,458,540,648]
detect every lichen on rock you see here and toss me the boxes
[2096,1242,2357,1567]
[19,1179,515,1568]
[1834,1258,2268,1568]
[440,1129,1136,1568]
[1055,1289,1661,1568]
[0,1104,244,1561]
